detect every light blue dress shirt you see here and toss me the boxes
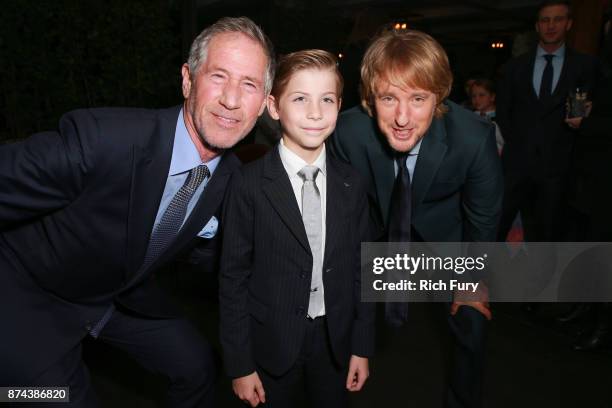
[532,44,565,97]
[152,108,221,232]
[393,138,422,181]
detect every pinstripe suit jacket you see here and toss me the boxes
[219,146,376,378]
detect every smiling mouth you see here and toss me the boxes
[302,127,326,132]
[212,113,240,126]
[392,128,415,139]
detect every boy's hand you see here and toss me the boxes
[232,371,266,407]
[346,355,369,392]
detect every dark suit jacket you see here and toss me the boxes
[569,68,612,239]
[496,47,598,178]
[219,147,376,378]
[330,102,503,243]
[0,106,240,381]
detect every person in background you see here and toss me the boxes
[470,78,504,153]
[495,0,598,242]
[562,10,612,351]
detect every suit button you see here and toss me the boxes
[300,273,306,279]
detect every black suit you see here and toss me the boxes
[496,47,598,241]
[330,102,503,408]
[0,106,240,406]
[219,147,375,405]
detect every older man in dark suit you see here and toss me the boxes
[330,29,502,408]
[0,16,274,407]
[496,0,598,242]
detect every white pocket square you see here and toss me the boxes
[197,216,218,239]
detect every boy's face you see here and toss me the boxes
[268,68,341,161]
[373,78,436,153]
[471,85,496,112]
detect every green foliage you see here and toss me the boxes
[0,0,181,140]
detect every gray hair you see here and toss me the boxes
[187,16,275,95]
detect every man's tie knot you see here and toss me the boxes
[396,154,409,171]
[186,165,210,191]
[298,165,320,183]
[544,54,554,63]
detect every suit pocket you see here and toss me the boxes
[248,296,269,324]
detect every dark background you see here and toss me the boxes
[1,0,553,142]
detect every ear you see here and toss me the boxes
[535,22,540,34]
[181,64,192,99]
[338,97,343,112]
[267,95,280,120]
[566,18,573,32]
[258,97,267,116]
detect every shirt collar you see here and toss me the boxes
[278,138,327,178]
[169,108,221,176]
[409,138,423,156]
[536,43,566,59]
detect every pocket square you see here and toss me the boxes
[197,216,218,239]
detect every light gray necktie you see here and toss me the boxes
[298,165,324,318]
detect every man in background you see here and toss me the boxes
[496,0,598,242]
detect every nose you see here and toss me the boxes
[394,100,411,127]
[307,101,323,120]
[219,81,241,110]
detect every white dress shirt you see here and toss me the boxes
[278,139,327,316]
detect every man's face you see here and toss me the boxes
[536,5,572,46]
[373,79,436,153]
[181,32,268,154]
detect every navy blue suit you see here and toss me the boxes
[0,106,240,407]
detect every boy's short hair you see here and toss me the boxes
[360,29,452,118]
[471,78,496,95]
[271,49,344,99]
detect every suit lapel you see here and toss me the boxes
[323,157,349,264]
[525,52,540,103]
[262,148,311,254]
[126,106,179,276]
[365,138,395,224]
[152,152,239,269]
[411,116,448,212]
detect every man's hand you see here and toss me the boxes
[346,355,369,392]
[232,372,266,407]
[451,281,492,320]
[451,300,492,320]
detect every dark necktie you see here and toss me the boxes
[143,164,210,268]
[385,155,411,327]
[89,164,210,338]
[539,54,555,99]
[388,155,412,242]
